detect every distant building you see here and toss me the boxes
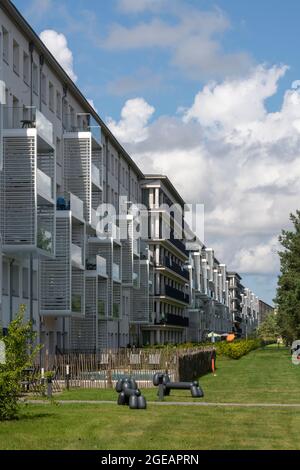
[259,300,275,325]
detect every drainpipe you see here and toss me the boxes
[39,54,44,111]
[29,254,33,325]
[9,258,15,323]
[29,42,34,110]
[62,84,68,130]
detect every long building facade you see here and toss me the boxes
[0,0,261,354]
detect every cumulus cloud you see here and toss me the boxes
[102,5,252,79]
[39,30,77,82]
[107,98,155,143]
[117,0,166,13]
[106,65,300,276]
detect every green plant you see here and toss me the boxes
[113,304,119,319]
[215,339,261,359]
[0,305,40,420]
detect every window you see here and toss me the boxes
[23,52,29,84]
[2,27,9,63]
[32,62,38,95]
[49,82,54,111]
[41,73,47,103]
[69,105,75,130]
[13,40,19,75]
[56,91,61,119]
[12,265,19,297]
[22,267,29,299]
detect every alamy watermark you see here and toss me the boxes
[94,196,205,243]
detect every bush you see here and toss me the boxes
[215,339,262,360]
[0,305,40,421]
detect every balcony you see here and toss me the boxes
[162,285,190,304]
[164,257,189,280]
[4,106,53,145]
[37,168,53,201]
[160,313,189,328]
[91,207,99,230]
[70,193,84,222]
[63,113,101,147]
[86,255,107,278]
[91,163,101,189]
[133,272,139,288]
[71,243,84,269]
[168,231,189,257]
[112,263,121,282]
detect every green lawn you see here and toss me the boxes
[44,345,299,404]
[1,346,300,450]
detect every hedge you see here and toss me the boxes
[215,339,262,360]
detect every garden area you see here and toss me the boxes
[1,345,300,450]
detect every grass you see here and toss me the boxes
[2,345,300,450]
[32,345,299,404]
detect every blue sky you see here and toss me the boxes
[14,0,300,118]
[13,0,300,305]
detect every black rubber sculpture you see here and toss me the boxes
[115,377,147,409]
[153,373,204,400]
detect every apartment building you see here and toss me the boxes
[0,0,144,354]
[0,0,263,351]
[258,300,275,324]
[187,241,232,342]
[227,272,244,336]
[138,175,190,345]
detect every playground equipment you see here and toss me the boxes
[153,373,204,400]
[115,377,147,409]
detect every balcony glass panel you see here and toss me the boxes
[37,168,52,200]
[37,226,52,254]
[97,255,107,277]
[3,106,53,144]
[113,263,120,282]
[70,193,84,220]
[71,243,83,267]
[133,272,139,288]
[91,163,100,187]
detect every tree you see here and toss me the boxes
[0,305,40,420]
[257,314,280,343]
[275,211,300,343]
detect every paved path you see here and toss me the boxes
[21,400,300,408]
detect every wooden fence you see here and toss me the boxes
[39,347,215,389]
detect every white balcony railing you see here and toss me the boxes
[71,243,83,267]
[70,193,84,221]
[96,255,107,277]
[133,272,139,288]
[112,263,120,282]
[91,208,98,230]
[91,163,101,188]
[36,109,53,145]
[37,168,53,200]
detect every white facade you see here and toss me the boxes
[0,1,262,352]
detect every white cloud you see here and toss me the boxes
[25,0,53,20]
[87,99,98,113]
[103,6,252,79]
[107,65,300,275]
[107,98,155,143]
[232,237,280,275]
[118,0,166,13]
[39,30,77,82]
